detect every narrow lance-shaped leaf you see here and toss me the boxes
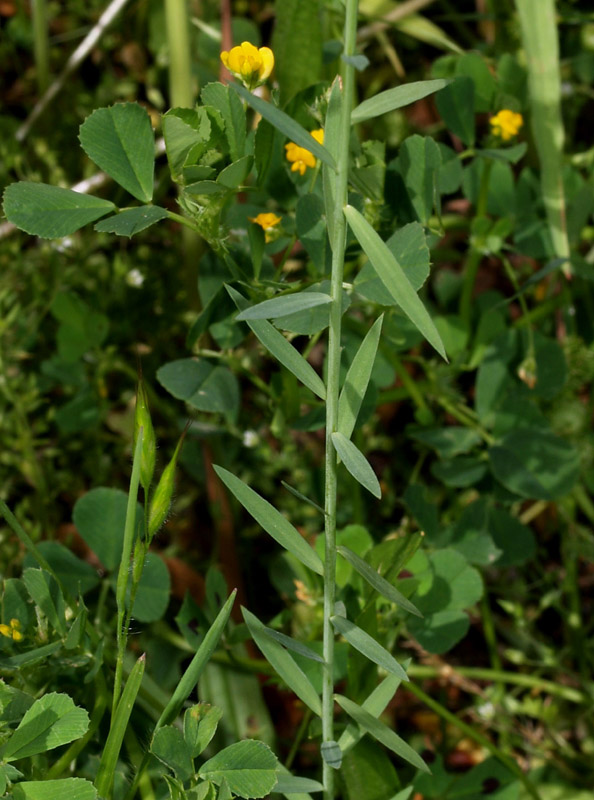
[351,79,451,124]
[261,626,325,664]
[243,608,322,716]
[338,672,407,754]
[235,292,332,321]
[2,183,115,239]
[331,432,381,499]
[94,654,146,797]
[231,82,335,170]
[274,774,324,795]
[334,694,429,773]
[214,466,323,576]
[228,287,325,400]
[331,615,408,681]
[337,545,422,617]
[344,205,446,360]
[155,589,237,730]
[78,103,155,203]
[337,315,383,440]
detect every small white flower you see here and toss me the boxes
[126,268,145,288]
[242,430,259,448]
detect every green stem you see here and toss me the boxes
[322,3,358,799]
[285,708,313,770]
[32,0,50,94]
[164,0,195,108]
[404,681,543,800]
[459,161,492,326]
[113,431,144,717]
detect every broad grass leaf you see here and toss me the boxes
[231,83,335,170]
[228,286,325,399]
[243,609,322,716]
[1,693,89,761]
[79,103,155,202]
[3,183,115,238]
[331,432,381,499]
[334,695,429,773]
[344,205,446,359]
[94,206,168,237]
[13,779,97,800]
[235,292,332,321]
[198,739,279,798]
[214,466,323,576]
[351,79,450,124]
[337,315,383,440]
[337,546,421,617]
[330,615,408,681]
[435,76,475,146]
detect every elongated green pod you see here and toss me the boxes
[516,0,570,275]
[95,654,146,799]
[148,428,186,540]
[134,380,156,491]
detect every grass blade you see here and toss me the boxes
[351,79,450,124]
[94,654,146,798]
[235,292,332,321]
[337,315,383,440]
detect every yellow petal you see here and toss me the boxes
[310,128,324,145]
[258,47,274,81]
[226,46,244,75]
[0,624,11,638]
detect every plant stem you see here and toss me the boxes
[113,431,144,717]
[32,0,50,93]
[323,2,358,798]
[164,0,195,108]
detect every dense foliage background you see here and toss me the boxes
[2,1,594,799]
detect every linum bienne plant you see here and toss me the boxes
[1,1,458,798]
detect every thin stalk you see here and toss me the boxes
[32,0,50,93]
[322,2,358,799]
[459,161,492,327]
[164,0,195,108]
[113,430,144,717]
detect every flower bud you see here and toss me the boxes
[148,429,186,540]
[134,380,156,491]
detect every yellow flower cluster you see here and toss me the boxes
[285,129,324,176]
[0,618,23,641]
[220,42,274,90]
[490,109,523,141]
[249,212,282,242]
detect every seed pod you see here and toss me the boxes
[148,429,186,540]
[134,380,156,491]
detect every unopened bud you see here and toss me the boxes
[134,381,156,491]
[517,355,537,389]
[148,429,186,540]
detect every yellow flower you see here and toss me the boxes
[249,212,282,242]
[220,42,274,90]
[0,618,23,641]
[490,109,523,141]
[284,129,324,176]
